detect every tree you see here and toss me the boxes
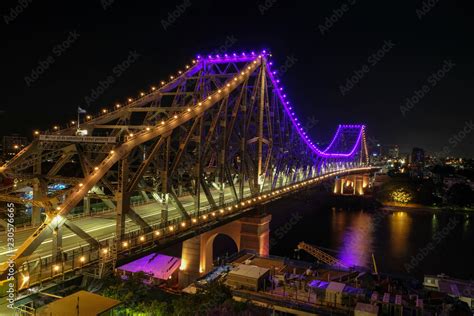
[101,272,171,315]
[391,188,413,204]
[447,183,473,207]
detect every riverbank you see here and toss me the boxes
[380,201,474,215]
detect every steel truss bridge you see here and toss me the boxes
[0,50,372,292]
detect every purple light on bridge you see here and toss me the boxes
[264,57,365,158]
[196,50,366,159]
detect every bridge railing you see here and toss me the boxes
[13,167,376,292]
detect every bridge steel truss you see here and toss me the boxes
[0,51,369,288]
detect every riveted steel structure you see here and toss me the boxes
[0,51,371,291]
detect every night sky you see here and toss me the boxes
[1,0,473,157]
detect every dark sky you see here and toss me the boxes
[1,0,473,157]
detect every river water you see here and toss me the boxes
[265,189,474,281]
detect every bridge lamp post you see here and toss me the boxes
[79,256,86,269]
[154,230,160,237]
[139,236,145,242]
[20,274,29,290]
[52,264,60,276]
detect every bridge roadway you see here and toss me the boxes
[0,167,375,269]
[0,184,261,265]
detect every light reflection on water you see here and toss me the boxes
[335,210,415,267]
[338,212,374,267]
[268,197,474,279]
[389,211,411,259]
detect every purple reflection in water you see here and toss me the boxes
[338,213,374,267]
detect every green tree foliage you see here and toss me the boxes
[101,275,263,315]
[101,272,171,315]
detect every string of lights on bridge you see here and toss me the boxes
[31,49,365,160]
[27,49,369,225]
[43,167,373,275]
[10,50,371,288]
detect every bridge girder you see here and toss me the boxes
[0,51,370,281]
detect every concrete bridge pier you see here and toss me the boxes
[179,213,271,287]
[334,174,370,195]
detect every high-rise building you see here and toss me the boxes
[411,147,425,165]
[388,145,400,159]
[409,147,425,178]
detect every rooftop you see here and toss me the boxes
[228,264,269,279]
[37,290,120,316]
[117,253,181,280]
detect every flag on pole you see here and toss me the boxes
[78,107,87,114]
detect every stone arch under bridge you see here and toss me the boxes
[179,213,271,286]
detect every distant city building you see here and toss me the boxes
[369,144,401,165]
[410,147,425,178]
[2,134,28,159]
[411,147,425,165]
[387,145,399,159]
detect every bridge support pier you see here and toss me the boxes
[240,213,271,257]
[179,212,271,287]
[334,174,370,195]
[179,235,202,287]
